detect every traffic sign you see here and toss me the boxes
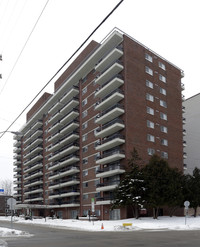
[184,201,190,209]
[7,198,16,210]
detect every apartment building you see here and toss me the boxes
[183,93,200,175]
[13,29,185,220]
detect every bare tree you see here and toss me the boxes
[0,179,13,195]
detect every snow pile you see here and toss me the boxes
[1,216,200,232]
[0,227,30,237]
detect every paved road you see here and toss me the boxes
[1,220,200,247]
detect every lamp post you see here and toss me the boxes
[0,131,22,135]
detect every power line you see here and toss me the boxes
[0,0,50,96]
[0,0,124,139]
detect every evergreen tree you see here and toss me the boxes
[143,155,171,219]
[165,167,185,216]
[112,148,145,218]
[185,167,200,216]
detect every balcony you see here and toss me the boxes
[24,171,43,181]
[95,119,125,138]
[183,129,186,136]
[96,180,120,192]
[182,106,186,113]
[95,61,123,86]
[48,132,79,153]
[95,76,124,99]
[24,154,43,167]
[24,179,43,188]
[48,122,64,135]
[96,163,125,178]
[48,178,80,190]
[96,149,125,165]
[49,132,63,143]
[60,86,79,104]
[48,111,63,125]
[95,89,124,111]
[13,140,21,148]
[49,189,80,199]
[60,121,79,135]
[60,98,79,115]
[24,197,43,203]
[48,101,63,115]
[182,118,186,124]
[13,166,21,172]
[60,109,79,125]
[49,155,79,171]
[24,146,43,159]
[96,134,125,151]
[183,152,187,159]
[13,147,21,153]
[95,48,123,72]
[24,138,43,152]
[48,144,79,162]
[13,160,21,166]
[49,166,80,180]
[183,140,187,147]
[24,188,43,195]
[95,104,124,125]
[96,197,113,205]
[24,163,43,173]
[181,83,185,90]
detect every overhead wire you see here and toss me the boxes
[0,0,28,54]
[0,0,50,95]
[0,0,124,139]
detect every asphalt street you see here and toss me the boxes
[1,220,200,247]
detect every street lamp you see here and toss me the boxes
[0,131,23,138]
[0,131,22,135]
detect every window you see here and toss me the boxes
[160,125,168,133]
[82,121,88,130]
[161,151,168,159]
[83,194,88,200]
[160,100,167,108]
[146,80,153,89]
[83,146,88,153]
[82,87,87,95]
[82,110,87,118]
[161,139,168,146]
[83,182,88,188]
[146,93,154,102]
[147,134,155,142]
[82,98,87,107]
[160,87,166,95]
[145,53,153,62]
[83,158,88,165]
[145,66,153,76]
[147,120,154,129]
[147,106,154,115]
[159,74,166,83]
[159,61,166,70]
[147,148,155,156]
[82,76,87,83]
[83,170,88,177]
[160,112,167,120]
[95,152,100,160]
[82,134,88,142]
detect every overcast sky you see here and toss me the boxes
[0,0,199,181]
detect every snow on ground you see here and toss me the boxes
[1,216,200,234]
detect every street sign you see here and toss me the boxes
[7,198,16,210]
[184,201,190,209]
[91,198,95,213]
[0,189,4,194]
